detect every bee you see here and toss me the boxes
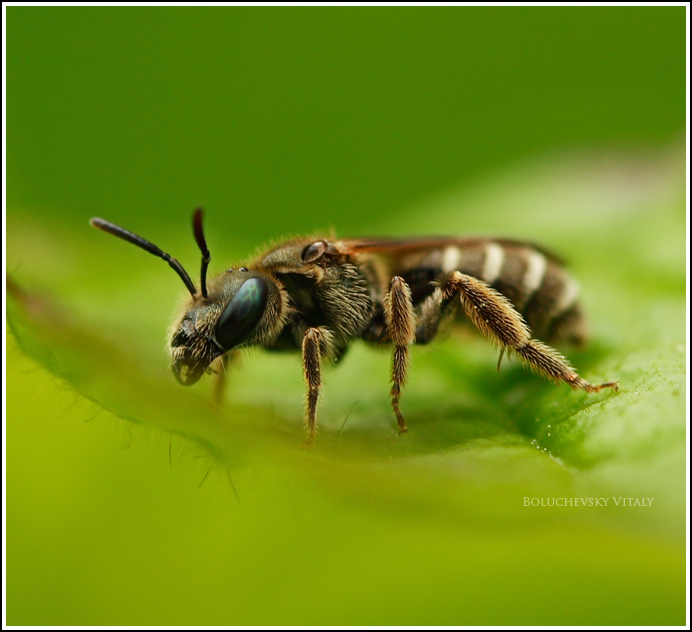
[91,209,618,440]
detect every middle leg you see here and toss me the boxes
[383,276,416,433]
[301,326,336,442]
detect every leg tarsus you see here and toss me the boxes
[514,338,619,393]
[568,374,619,393]
[391,383,408,434]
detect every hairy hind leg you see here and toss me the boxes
[417,272,618,392]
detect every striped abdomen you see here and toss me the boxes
[396,239,587,345]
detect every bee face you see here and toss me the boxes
[170,268,283,385]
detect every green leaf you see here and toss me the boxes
[7,148,686,625]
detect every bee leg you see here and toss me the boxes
[384,277,416,433]
[415,285,457,344]
[302,327,324,442]
[441,272,618,392]
[496,347,505,372]
[212,353,231,406]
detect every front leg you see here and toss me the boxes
[383,277,416,433]
[212,352,231,406]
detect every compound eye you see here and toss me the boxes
[214,277,269,351]
[302,240,328,262]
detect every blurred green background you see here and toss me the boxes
[6,6,686,625]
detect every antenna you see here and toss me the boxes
[90,217,198,297]
[192,208,211,299]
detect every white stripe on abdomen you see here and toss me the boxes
[481,242,505,285]
[522,251,547,300]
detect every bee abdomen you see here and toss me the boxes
[520,258,587,345]
[414,241,588,345]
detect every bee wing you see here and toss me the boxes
[340,237,565,264]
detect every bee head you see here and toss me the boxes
[91,210,284,387]
[170,268,282,385]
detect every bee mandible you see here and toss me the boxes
[90,210,618,440]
